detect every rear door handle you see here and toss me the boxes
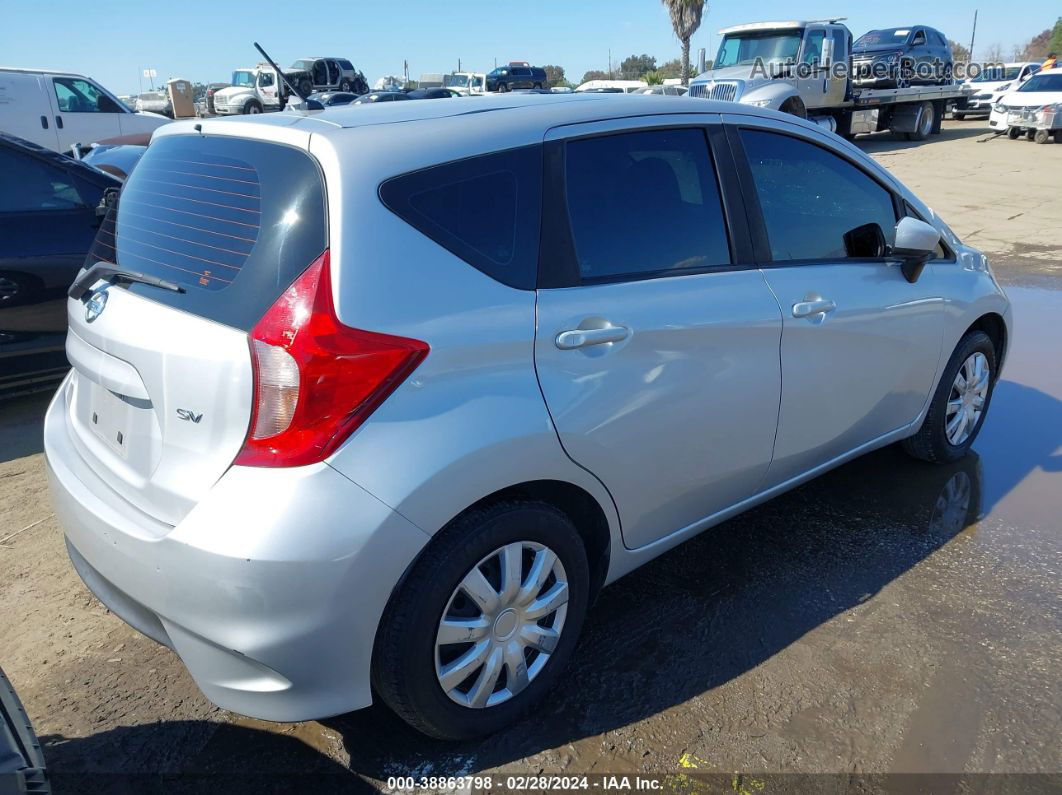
[40,115,49,129]
[792,299,836,318]
[555,325,630,350]
[55,115,64,129]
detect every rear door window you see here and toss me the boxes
[563,128,731,281]
[379,145,542,289]
[86,134,326,331]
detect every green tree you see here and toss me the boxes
[620,53,657,80]
[542,64,566,87]
[1049,17,1062,56]
[948,40,970,64]
[661,0,707,86]
[658,57,699,79]
[581,69,609,84]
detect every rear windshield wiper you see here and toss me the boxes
[69,264,185,300]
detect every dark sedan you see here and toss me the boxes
[852,26,954,87]
[0,134,121,398]
[351,91,413,104]
[406,88,463,99]
[307,91,361,107]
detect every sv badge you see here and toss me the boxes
[176,408,203,424]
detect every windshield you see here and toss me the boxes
[715,31,802,67]
[1018,73,1062,92]
[973,66,1022,82]
[855,29,911,47]
[444,74,470,87]
[290,59,314,71]
[231,70,255,87]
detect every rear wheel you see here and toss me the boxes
[298,78,313,97]
[373,501,590,739]
[1026,129,1036,141]
[902,331,996,463]
[1034,129,1052,144]
[905,101,935,141]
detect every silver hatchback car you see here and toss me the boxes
[45,95,1010,739]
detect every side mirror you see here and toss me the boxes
[892,217,940,283]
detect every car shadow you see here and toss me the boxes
[0,390,51,464]
[854,124,990,154]
[39,721,375,794]
[322,445,987,776]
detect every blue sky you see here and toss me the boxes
[3,1,1058,95]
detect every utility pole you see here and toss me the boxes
[458,58,461,72]
[968,10,978,63]
[608,48,612,79]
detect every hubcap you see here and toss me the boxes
[945,352,989,446]
[435,541,569,709]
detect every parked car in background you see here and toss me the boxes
[78,132,150,181]
[444,72,487,95]
[989,68,1062,143]
[46,96,1008,742]
[0,667,48,794]
[204,81,230,115]
[134,91,171,117]
[286,57,368,96]
[0,67,170,153]
[852,26,954,87]
[352,91,412,103]
[633,84,689,95]
[407,88,462,99]
[486,62,548,91]
[0,133,120,398]
[575,79,648,93]
[306,91,361,107]
[957,62,1041,119]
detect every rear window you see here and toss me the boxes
[379,145,542,289]
[87,134,326,331]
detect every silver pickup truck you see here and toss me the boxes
[690,19,971,141]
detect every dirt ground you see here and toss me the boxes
[1,119,1060,793]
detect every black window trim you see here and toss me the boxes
[725,121,911,269]
[536,121,755,289]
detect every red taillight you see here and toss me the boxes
[235,250,429,467]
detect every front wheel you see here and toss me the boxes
[952,112,965,121]
[902,331,997,463]
[373,501,590,739]
[497,82,508,93]
[340,79,352,92]
[243,100,262,115]
[1007,126,1022,140]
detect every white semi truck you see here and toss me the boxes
[690,19,971,141]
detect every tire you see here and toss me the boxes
[298,78,313,97]
[905,100,935,141]
[780,96,807,119]
[902,331,997,464]
[533,82,543,90]
[243,100,262,115]
[952,112,965,121]
[497,82,508,93]
[340,79,352,92]
[1007,126,1022,140]
[373,500,590,740]
[1034,129,1051,144]
[1055,130,1062,144]
[1025,129,1036,141]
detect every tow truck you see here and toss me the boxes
[690,19,972,141]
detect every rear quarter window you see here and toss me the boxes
[86,134,326,331]
[379,145,542,290]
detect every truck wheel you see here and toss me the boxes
[952,112,965,121]
[1034,129,1052,144]
[780,97,807,119]
[1025,129,1036,141]
[340,79,352,92]
[298,78,313,97]
[1007,126,1022,140]
[244,100,262,115]
[904,101,935,141]
[497,82,508,93]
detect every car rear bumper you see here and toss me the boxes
[43,376,430,722]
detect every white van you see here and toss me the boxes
[0,67,170,153]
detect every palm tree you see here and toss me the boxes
[661,0,707,86]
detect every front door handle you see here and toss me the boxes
[792,299,836,318]
[555,325,630,350]
[55,115,64,129]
